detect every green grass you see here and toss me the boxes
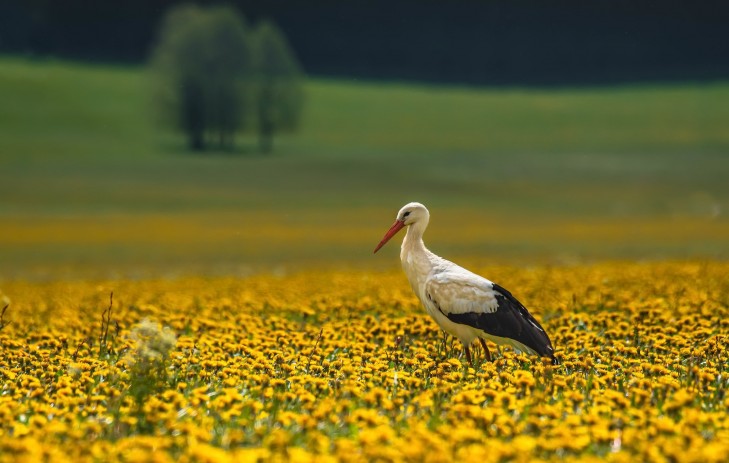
[301,79,729,157]
[1,56,728,278]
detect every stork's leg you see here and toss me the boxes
[464,346,473,367]
[479,338,492,362]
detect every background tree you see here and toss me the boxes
[150,5,251,151]
[251,21,304,153]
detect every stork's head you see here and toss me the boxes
[374,202,429,253]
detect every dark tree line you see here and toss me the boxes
[150,5,303,153]
[2,0,729,86]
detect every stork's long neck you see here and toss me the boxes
[402,220,427,253]
[400,219,433,292]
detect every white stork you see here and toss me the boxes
[374,202,558,366]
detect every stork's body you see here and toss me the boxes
[375,202,558,365]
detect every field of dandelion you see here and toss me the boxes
[2,58,729,461]
[1,262,728,462]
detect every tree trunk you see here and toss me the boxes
[182,82,206,152]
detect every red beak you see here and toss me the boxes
[374,220,405,253]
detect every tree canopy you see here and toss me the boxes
[252,21,304,153]
[150,5,303,153]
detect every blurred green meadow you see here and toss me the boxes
[1,57,728,278]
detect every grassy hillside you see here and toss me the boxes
[1,57,728,277]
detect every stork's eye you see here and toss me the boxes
[403,211,411,218]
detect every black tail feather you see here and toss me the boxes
[446,282,558,364]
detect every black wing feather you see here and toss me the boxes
[445,283,558,365]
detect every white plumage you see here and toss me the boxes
[374,202,557,366]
